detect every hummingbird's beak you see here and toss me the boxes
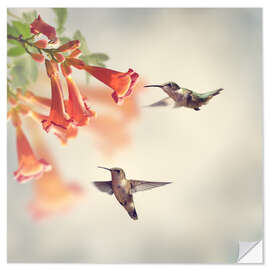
[144,84,163,88]
[97,166,112,171]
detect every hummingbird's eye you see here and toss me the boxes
[170,82,180,90]
[116,169,120,173]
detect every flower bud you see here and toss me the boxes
[57,40,80,52]
[66,57,85,70]
[70,49,82,58]
[31,53,45,63]
[34,39,48,49]
[54,52,65,63]
[8,96,17,106]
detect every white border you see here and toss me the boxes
[1,1,269,269]
[2,0,270,8]
[0,2,8,269]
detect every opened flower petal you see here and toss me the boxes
[28,110,77,145]
[83,66,139,104]
[14,126,51,183]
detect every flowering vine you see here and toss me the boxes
[7,7,140,200]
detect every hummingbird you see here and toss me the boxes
[93,167,172,220]
[144,82,224,111]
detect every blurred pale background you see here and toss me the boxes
[7,8,263,263]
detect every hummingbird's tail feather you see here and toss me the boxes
[211,88,224,97]
[127,207,138,220]
[198,88,224,101]
[124,200,138,220]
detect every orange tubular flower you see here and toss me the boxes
[14,125,51,183]
[61,64,95,126]
[89,115,131,157]
[30,15,57,42]
[28,168,83,220]
[9,108,21,127]
[30,110,78,145]
[42,60,71,133]
[17,90,51,108]
[79,79,145,157]
[60,62,72,77]
[17,104,32,116]
[83,66,139,105]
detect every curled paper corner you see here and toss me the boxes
[237,240,263,263]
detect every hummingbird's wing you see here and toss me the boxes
[144,97,173,107]
[93,181,113,195]
[129,180,171,193]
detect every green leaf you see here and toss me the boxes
[7,39,20,45]
[95,62,106,67]
[87,53,109,63]
[80,53,108,67]
[73,30,89,54]
[7,23,20,36]
[9,56,38,90]
[10,58,30,90]
[52,8,67,35]
[12,20,31,38]
[7,23,20,45]
[28,57,38,82]
[79,55,90,64]
[7,46,25,57]
[22,10,38,24]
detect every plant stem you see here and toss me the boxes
[7,34,58,61]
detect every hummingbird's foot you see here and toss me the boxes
[194,107,200,111]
